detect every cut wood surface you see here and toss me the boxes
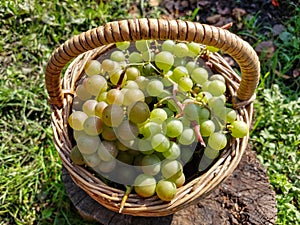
[62,147,277,225]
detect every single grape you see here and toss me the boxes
[68,111,88,131]
[106,88,124,105]
[200,120,215,137]
[84,75,108,96]
[161,160,183,180]
[128,101,150,124]
[199,107,211,122]
[191,67,208,85]
[146,79,164,97]
[73,130,87,141]
[156,180,177,201]
[208,79,226,96]
[178,127,195,145]
[187,42,201,57]
[124,80,139,89]
[101,125,117,141]
[225,108,237,123]
[209,74,226,83]
[230,121,249,138]
[95,101,108,118]
[141,154,161,175]
[201,81,211,92]
[155,51,174,72]
[172,172,185,188]
[186,61,198,74]
[128,52,143,63]
[135,76,149,91]
[110,50,126,62]
[163,118,183,138]
[173,42,189,58]
[96,158,117,173]
[70,145,85,165]
[208,97,225,119]
[162,141,181,160]
[134,174,156,198]
[150,108,168,122]
[76,134,100,154]
[208,132,227,151]
[135,40,151,52]
[151,133,170,152]
[83,116,104,136]
[75,84,92,101]
[83,153,101,168]
[123,88,145,106]
[84,60,101,76]
[161,40,175,53]
[116,41,130,50]
[171,66,188,82]
[102,104,124,127]
[97,141,118,161]
[126,67,140,80]
[141,121,162,138]
[102,59,119,73]
[116,120,139,141]
[178,77,193,92]
[82,99,98,116]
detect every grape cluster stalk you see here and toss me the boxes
[68,39,249,205]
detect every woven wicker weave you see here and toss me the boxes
[45,18,260,216]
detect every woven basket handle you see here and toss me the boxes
[45,18,260,107]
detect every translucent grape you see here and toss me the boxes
[101,125,117,141]
[135,76,149,91]
[178,77,193,92]
[109,70,127,86]
[102,104,124,127]
[171,66,188,82]
[141,154,161,175]
[96,158,117,173]
[210,74,226,83]
[173,42,189,58]
[110,50,126,62]
[83,153,101,168]
[97,141,118,161]
[185,61,198,74]
[191,67,208,85]
[70,145,85,165]
[116,41,130,50]
[95,101,108,118]
[208,132,227,150]
[151,133,170,152]
[84,75,107,96]
[187,42,201,57]
[83,116,104,136]
[208,79,226,96]
[76,134,100,154]
[128,101,150,124]
[123,88,145,106]
[230,121,249,138]
[134,174,156,198]
[200,120,215,137]
[126,67,140,80]
[102,59,119,73]
[162,141,181,160]
[150,108,168,122]
[141,121,162,138]
[106,88,124,105]
[76,84,92,101]
[172,172,185,187]
[183,103,201,122]
[178,127,195,145]
[84,60,101,76]
[161,160,183,179]
[116,120,139,141]
[68,111,88,131]
[82,99,98,116]
[135,40,151,52]
[225,108,237,123]
[156,180,177,201]
[161,40,175,53]
[155,51,174,72]
[128,52,143,63]
[146,79,164,97]
[163,118,183,138]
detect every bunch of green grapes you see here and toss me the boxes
[68,39,249,202]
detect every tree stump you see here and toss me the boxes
[62,146,277,225]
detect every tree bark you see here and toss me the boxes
[62,146,277,225]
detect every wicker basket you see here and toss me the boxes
[45,18,260,217]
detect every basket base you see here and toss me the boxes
[62,146,277,225]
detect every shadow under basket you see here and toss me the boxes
[45,18,260,217]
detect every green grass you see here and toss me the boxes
[0,0,299,224]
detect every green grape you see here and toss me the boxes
[161,160,183,179]
[208,79,226,96]
[201,81,211,92]
[209,74,226,83]
[110,50,126,62]
[124,80,139,89]
[96,158,117,173]
[82,99,98,116]
[178,77,193,92]
[135,40,151,52]
[141,121,162,138]
[186,61,198,74]
[95,101,108,118]
[208,132,227,150]
[199,107,211,122]
[141,154,161,175]
[68,111,88,131]
[116,41,130,50]
[76,134,100,154]
[84,75,108,96]
[76,84,92,101]
[117,151,134,164]
[187,42,201,57]
[97,91,107,102]
[135,76,149,91]
[151,133,170,152]
[161,40,175,53]
[126,67,140,80]
[204,145,220,159]
[208,97,225,118]
[73,130,86,141]
[172,172,185,187]
[83,152,101,168]
[134,174,156,198]
[171,66,188,82]
[83,116,104,136]
[191,67,208,85]
[225,108,237,123]
[97,141,118,161]
[109,70,127,86]
[102,104,124,127]
[178,127,195,145]
[156,180,177,201]
[106,88,124,105]
[123,88,145,106]
[173,57,186,67]
[70,145,85,165]
[173,42,189,58]
[230,121,249,138]
[200,120,215,137]
[128,101,150,124]
[150,108,168,122]
[146,79,164,97]
[183,103,201,122]
[128,52,143,63]
[116,120,139,141]
[155,51,174,72]
[84,60,101,76]
[163,118,183,138]
[102,59,119,73]
[101,125,117,141]
[142,50,155,61]
[162,141,180,160]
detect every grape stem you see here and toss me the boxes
[192,121,206,147]
[119,185,133,213]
